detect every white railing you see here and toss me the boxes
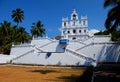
[66,48,95,62]
[12,49,34,61]
[34,46,44,52]
[38,41,58,48]
[70,40,87,45]
[76,43,93,51]
[12,44,33,48]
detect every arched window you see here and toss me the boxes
[68,31,70,34]
[79,30,81,33]
[73,29,76,33]
[72,37,76,40]
[64,22,66,26]
[83,21,85,25]
[73,14,76,20]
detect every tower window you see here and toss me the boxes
[64,22,66,26]
[73,29,76,33]
[84,30,86,33]
[68,31,70,33]
[79,30,81,33]
[83,21,85,25]
[72,37,76,40]
[73,14,76,20]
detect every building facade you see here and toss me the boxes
[61,9,88,41]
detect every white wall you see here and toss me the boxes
[0,55,14,63]
[9,37,120,66]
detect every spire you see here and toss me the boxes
[73,9,76,13]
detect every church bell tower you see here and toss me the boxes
[61,9,89,41]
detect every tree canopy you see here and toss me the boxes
[0,8,46,54]
[31,20,46,38]
[104,0,120,33]
[103,0,120,41]
[11,8,24,26]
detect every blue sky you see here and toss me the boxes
[0,0,108,37]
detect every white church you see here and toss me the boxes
[0,10,120,66]
[61,9,88,41]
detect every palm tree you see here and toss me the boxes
[17,27,30,43]
[10,26,18,41]
[31,20,46,38]
[104,0,120,33]
[0,21,11,36]
[0,21,12,54]
[11,8,24,26]
[0,25,30,54]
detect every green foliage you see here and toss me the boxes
[94,30,109,35]
[0,8,28,54]
[104,0,120,33]
[0,8,46,54]
[111,31,120,41]
[11,8,24,26]
[94,30,120,41]
[31,20,46,38]
[103,0,120,42]
[0,21,31,54]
